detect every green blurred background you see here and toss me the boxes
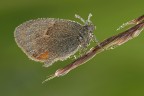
[0,0,144,96]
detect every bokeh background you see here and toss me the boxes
[0,0,144,96]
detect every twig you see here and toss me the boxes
[42,15,144,83]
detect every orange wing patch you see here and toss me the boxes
[37,51,49,60]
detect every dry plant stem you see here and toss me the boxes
[43,15,144,83]
[117,15,144,30]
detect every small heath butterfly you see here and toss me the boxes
[14,13,97,67]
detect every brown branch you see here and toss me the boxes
[42,15,144,83]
